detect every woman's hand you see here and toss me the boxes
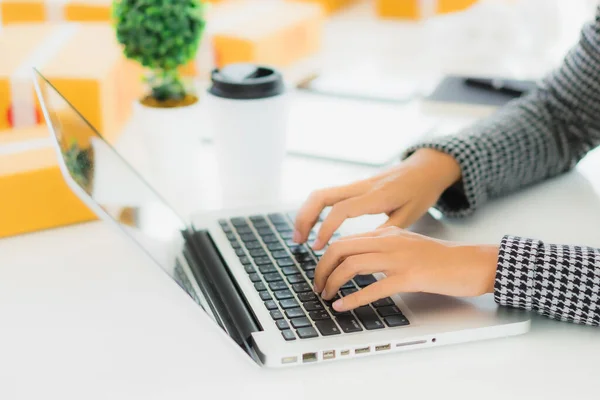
[293,148,462,250]
[314,227,499,312]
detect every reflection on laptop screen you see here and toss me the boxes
[33,69,208,309]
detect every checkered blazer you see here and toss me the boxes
[408,7,600,326]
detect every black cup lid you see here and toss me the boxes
[208,64,285,100]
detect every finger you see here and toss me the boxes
[314,237,387,292]
[294,183,367,243]
[321,254,388,300]
[378,205,417,229]
[332,276,410,311]
[335,226,398,242]
[313,193,386,250]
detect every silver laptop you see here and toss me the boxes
[33,70,530,368]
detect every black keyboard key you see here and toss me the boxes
[219,218,230,227]
[267,242,284,251]
[274,290,293,300]
[340,281,356,290]
[341,287,358,297]
[292,282,312,293]
[297,292,317,302]
[271,250,289,259]
[236,226,253,235]
[279,298,299,309]
[331,309,352,317]
[230,240,241,249]
[269,281,288,291]
[285,239,297,247]
[315,319,341,336]
[239,256,251,265]
[290,317,311,329]
[264,272,283,283]
[277,258,295,267]
[377,306,402,317]
[244,241,262,250]
[274,223,292,232]
[280,231,294,240]
[249,249,267,258]
[287,274,306,284]
[384,315,410,327]
[225,232,236,241]
[261,234,279,243]
[304,301,324,311]
[301,261,316,271]
[309,310,330,321]
[264,300,278,310]
[281,266,300,276]
[260,291,272,301]
[256,227,274,236]
[231,217,247,226]
[254,282,267,291]
[296,326,318,339]
[244,265,255,274]
[289,244,308,254]
[249,215,265,222]
[249,273,261,283]
[281,329,296,341]
[372,297,394,308]
[254,257,272,265]
[240,233,257,243]
[336,315,363,333]
[354,274,377,288]
[276,320,289,330]
[235,248,246,257]
[294,253,312,263]
[268,213,287,224]
[270,310,284,320]
[258,264,277,274]
[354,306,385,330]
[305,270,315,279]
[285,308,305,319]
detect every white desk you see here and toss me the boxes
[2,2,600,399]
[1,145,600,400]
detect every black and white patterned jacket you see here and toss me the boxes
[409,7,600,326]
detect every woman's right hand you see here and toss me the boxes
[293,148,462,250]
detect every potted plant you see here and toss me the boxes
[112,0,207,152]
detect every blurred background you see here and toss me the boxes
[1,0,599,237]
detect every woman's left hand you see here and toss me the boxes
[314,227,500,312]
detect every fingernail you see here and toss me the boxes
[293,230,302,243]
[332,299,344,311]
[321,289,328,299]
[312,238,323,249]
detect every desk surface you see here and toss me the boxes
[2,3,600,399]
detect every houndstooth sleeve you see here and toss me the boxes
[404,6,600,217]
[495,236,600,326]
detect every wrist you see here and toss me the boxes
[410,148,462,191]
[472,244,500,294]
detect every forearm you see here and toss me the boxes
[405,7,600,216]
[495,236,600,326]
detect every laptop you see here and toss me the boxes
[33,69,530,368]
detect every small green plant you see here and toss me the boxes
[63,139,94,190]
[113,0,206,105]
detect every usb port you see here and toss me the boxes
[355,346,370,354]
[302,352,318,363]
[375,344,391,352]
[323,350,335,360]
[281,356,298,364]
[340,350,350,356]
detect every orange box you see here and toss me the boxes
[289,0,356,14]
[0,23,142,143]
[376,0,478,19]
[0,0,112,24]
[0,125,96,238]
[209,1,324,69]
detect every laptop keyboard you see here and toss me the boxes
[219,212,410,341]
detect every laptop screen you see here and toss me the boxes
[33,70,210,311]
